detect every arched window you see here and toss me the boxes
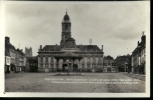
[81,58,85,64]
[65,24,68,28]
[82,64,85,70]
[41,57,43,62]
[98,57,101,64]
[93,57,96,64]
[87,57,90,64]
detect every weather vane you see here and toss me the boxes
[89,38,92,45]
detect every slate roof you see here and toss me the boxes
[115,55,130,61]
[76,45,101,51]
[54,52,82,58]
[42,45,61,51]
[104,55,114,60]
[5,40,16,57]
[16,49,25,56]
[41,45,101,52]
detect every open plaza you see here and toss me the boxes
[4,3,148,95]
[5,72,145,93]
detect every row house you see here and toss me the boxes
[103,55,116,72]
[5,37,16,73]
[5,36,27,73]
[131,33,146,74]
[16,49,27,72]
[114,54,130,72]
[26,56,38,72]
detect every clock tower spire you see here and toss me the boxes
[60,11,71,47]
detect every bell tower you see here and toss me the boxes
[60,11,71,47]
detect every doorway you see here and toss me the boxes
[62,64,68,72]
[73,64,78,72]
[107,67,111,72]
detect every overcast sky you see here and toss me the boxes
[5,1,149,59]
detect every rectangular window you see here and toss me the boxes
[82,64,85,70]
[41,57,43,62]
[92,64,95,69]
[41,63,43,68]
[87,64,90,69]
[51,64,54,69]
[46,57,48,62]
[98,65,101,69]
[45,63,48,68]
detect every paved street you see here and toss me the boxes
[5,72,145,93]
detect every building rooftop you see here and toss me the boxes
[41,45,101,52]
[104,55,114,60]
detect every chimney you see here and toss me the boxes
[40,45,42,49]
[138,41,139,46]
[5,37,10,43]
[142,31,145,36]
[102,45,103,52]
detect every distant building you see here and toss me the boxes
[15,49,27,72]
[127,55,132,73]
[131,33,146,74]
[25,47,32,57]
[5,37,16,73]
[37,12,104,73]
[26,56,38,72]
[115,54,130,72]
[5,36,28,73]
[103,55,116,72]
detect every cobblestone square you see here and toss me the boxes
[5,73,145,93]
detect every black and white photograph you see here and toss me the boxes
[0,1,150,97]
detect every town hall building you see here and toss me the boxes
[37,12,104,72]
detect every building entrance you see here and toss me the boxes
[62,64,68,72]
[107,67,111,72]
[73,64,78,72]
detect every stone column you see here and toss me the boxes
[20,67,22,71]
[43,56,45,68]
[53,58,56,69]
[78,59,81,72]
[96,57,98,69]
[80,59,82,70]
[48,57,51,68]
[61,59,63,70]
[38,57,40,68]
[85,57,87,70]
[90,57,92,69]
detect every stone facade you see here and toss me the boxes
[5,36,27,73]
[114,55,130,72]
[5,37,16,73]
[103,55,116,72]
[37,12,104,72]
[131,32,146,74]
[25,47,32,57]
[26,56,38,72]
[15,49,27,72]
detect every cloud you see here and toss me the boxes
[5,2,149,58]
